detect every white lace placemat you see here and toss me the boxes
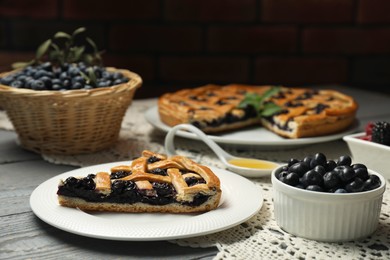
[1,99,389,260]
[172,178,390,260]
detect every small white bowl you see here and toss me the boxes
[271,166,386,242]
[343,132,390,180]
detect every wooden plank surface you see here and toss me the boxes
[1,87,389,259]
[0,130,218,259]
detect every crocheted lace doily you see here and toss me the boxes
[1,99,389,260]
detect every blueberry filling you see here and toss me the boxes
[189,95,207,102]
[152,182,176,197]
[147,156,161,164]
[111,171,131,179]
[215,100,227,105]
[192,105,257,129]
[149,168,168,176]
[263,115,293,132]
[237,90,247,95]
[273,92,286,99]
[185,177,206,186]
[313,103,329,114]
[296,91,314,100]
[284,101,303,107]
[180,169,190,174]
[182,193,210,206]
[262,109,288,125]
[58,175,211,206]
[273,109,289,116]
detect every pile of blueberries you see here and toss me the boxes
[0,62,129,91]
[276,153,381,193]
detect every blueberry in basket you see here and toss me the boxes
[0,27,129,91]
[276,153,381,193]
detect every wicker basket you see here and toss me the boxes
[0,67,142,155]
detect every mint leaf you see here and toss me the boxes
[261,102,283,116]
[36,39,52,60]
[238,93,262,111]
[261,86,281,101]
[238,87,282,117]
[54,31,71,39]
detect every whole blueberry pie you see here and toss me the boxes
[158,84,358,138]
[57,150,222,213]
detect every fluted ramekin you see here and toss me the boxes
[271,166,386,242]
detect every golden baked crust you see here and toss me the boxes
[261,88,357,138]
[158,84,268,133]
[158,84,358,138]
[57,150,222,213]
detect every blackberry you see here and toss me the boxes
[371,121,390,145]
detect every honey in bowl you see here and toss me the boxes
[228,158,278,170]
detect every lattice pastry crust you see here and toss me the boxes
[57,150,222,213]
[158,84,358,138]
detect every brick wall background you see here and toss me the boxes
[0,0,390,98]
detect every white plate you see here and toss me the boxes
[30,162,263,241]
[145,106,360,148]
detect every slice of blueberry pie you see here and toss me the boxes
[158,84,357,138]
[57,150,222,213]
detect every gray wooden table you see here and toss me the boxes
[1,86,389,259]
[0,129,218,260]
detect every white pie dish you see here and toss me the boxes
[271,165,386,242]
[30,162,263,241]
[343,132,390,180]
[145,106,360,149]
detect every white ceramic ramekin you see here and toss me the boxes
[271,166,386,242]
[343,132,390,180]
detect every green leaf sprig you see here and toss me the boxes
[238,86,283,117]
[12,27,103,69]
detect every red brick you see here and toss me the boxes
[208,26,297,53]
[0,51,35,72]
[254,57,348,85]
[351,57,390,86]
[136,83,191,98]
[0,0,58,19]
[164,0,256,22]
[0,23,6,48]
[261,0,354,24]
[109,25,202,53]
[357,0,390,24]
[63,0,160,20]
[303,28,390,54]
[160,56,249,83]
[104,54,156,81]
